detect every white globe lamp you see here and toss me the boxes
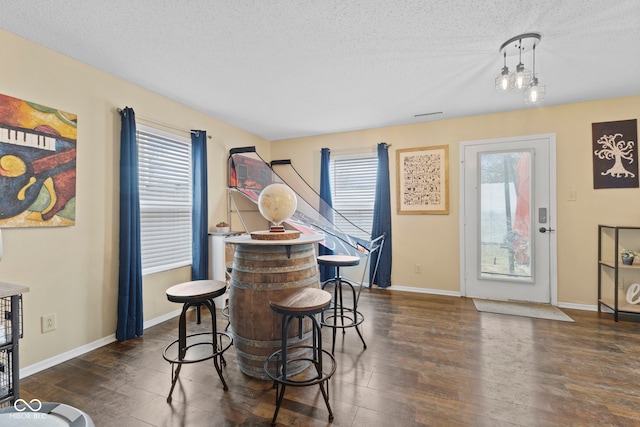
[257,183,297,233]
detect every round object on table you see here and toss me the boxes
[257,183,297,226]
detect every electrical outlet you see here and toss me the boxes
[415,264,422,274]
[42,314,56,333]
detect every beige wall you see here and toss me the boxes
[2,27,639,372]
[272,96,640,306]
[0,30,269,368]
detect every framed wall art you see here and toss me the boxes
[0,93,77,227]
[592,119,638,189]
[396,145,449,214]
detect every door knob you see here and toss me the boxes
[539,227,555,233]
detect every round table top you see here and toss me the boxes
[317,254,361,267]
[226,233,323,246]
[166,280,227,302]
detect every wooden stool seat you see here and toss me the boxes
[269,287,332,315]
[163,279,232,403]
[265,287,336,425]
[166,279,226,303]
[317,254,360,267]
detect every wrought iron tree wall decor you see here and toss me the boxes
[592,119,638,189]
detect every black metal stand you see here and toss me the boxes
[319,258,366,354]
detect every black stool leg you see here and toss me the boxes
[271,314,293,425]
[312,313,334,421]
[271,382,287,426]
[167,303,189,403]
[331,278,340,354]
[224,305,231,332]
[337,276,346,333]
[204,299,228,391]
[323,265,367,354]
[348,280,367,349]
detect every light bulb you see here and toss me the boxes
[500,73,509,91]
[514,63,530,90]
[524,77,545,104]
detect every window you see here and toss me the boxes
[137,124,192,275]
[329,153,377,241]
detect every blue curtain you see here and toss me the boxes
[191,130,209,280]
[116,107,144,341]
[319,148,335,281]
[370,142,392,288]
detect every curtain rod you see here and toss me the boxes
[326,143,391,154]
[116,108,211,139]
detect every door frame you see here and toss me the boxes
[459,133,558,305]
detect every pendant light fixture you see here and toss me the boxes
[513,43,531,91]
[496,33,544,104]
[524,44,546,104]
[495,51,514,92]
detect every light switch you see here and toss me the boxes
[568,190,577,201]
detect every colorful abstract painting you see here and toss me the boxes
[0,93,77,227]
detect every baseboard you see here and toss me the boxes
[143,308,183,329]
[20,308,182,379]
[378,285,597,311]
[557,302,598,311]
[384,285,461,297]
[20,334,117,379]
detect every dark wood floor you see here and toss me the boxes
[19,290,640,426]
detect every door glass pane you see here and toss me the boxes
[479,151,532,281]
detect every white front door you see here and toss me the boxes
[460,134,557,303]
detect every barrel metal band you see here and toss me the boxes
[230,274,319,290]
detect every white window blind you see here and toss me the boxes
[137,124,192,275]
[330,153,377,241]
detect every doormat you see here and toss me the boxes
[473,299,574,322]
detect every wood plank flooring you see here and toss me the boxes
[18,290,640,426]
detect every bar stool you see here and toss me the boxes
[264,287,336,425]
[162,279,233,403]
[317,254,366,354]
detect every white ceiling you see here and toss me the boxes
[1,1,639,140]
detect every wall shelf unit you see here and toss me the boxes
[0,282,28,407]
[598,224,640,321]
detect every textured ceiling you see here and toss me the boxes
[1,1,639,140]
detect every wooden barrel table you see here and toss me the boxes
[226,234,323,379]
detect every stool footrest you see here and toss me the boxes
[264,345,336,387]
[321,310,365,329]
[163,332,232,364]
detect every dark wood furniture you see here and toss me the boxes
[598,224,640,321]
[0,282,28,407]
[317,254,366,353]
[264,287,335,425]
[162,279,232,402]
